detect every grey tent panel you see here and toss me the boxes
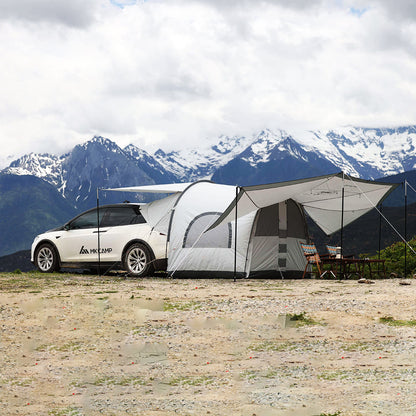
[183,212,232,249]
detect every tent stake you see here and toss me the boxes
[234,186,238,282]
[96,188,101,278]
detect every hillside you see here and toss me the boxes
[0,174,77,256]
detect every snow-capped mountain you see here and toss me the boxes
[153,134,253,181]
[2,136,177,210]
[211,129,340,185]
[6,152,66,188]
[298,126,416,179]
[4,125,416,211]
[3,126,416,260]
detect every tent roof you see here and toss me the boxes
[208,172,398,235]
[104,173,398,236]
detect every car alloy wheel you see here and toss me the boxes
[36,244,58,273]
[124,243,153,277]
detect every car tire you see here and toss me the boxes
[35,243,60,273]
[123,243,154,277]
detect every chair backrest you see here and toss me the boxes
[326,245,337,257]
[327,245,342,258]
[300,243,320,264]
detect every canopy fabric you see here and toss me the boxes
[106,183,193,194]
[140,192,181,234]
[208,173,398,235]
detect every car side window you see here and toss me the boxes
[69,209,105,230]
[100,206,146,227]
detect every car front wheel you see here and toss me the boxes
[123,243,154,277]
[35,243,60,273]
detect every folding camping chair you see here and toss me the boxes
[300,243,323,278]
[326,245,354,259]
[326,245,339,258]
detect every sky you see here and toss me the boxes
[1,0,416,168]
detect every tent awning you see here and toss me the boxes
[208,173,398,235]
[105,183,193,194]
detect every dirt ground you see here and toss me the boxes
[1,273,416,416]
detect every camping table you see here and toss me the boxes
[321,257,386,279]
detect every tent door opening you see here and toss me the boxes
[248,202,286,274]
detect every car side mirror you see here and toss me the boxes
[64,224,70,231]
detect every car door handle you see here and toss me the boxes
[93,230,108,233]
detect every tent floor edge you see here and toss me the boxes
[169,271,246,279]
[248,270,305,279]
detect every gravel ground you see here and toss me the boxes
[1,274,416,416]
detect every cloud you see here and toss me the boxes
[0,0,416,167]
[348,0,416,22]
[0,0,100,28]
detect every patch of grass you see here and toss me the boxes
[341,341,372,352]
[163,300,201,312]
[264,369,279,378]
[287,312,320,326]
[10,378,33,387]
[91,375,148,386]
[318,370,349,381]
[168,375,215,386]
[250,341,297,352]
[379,316,416,327]
[314,412,342,416]
[37,341,94,353]
[240,370,260,381]
[93,290,118,294]
[48,407,82,416]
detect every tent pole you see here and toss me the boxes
[340,178,345,279]
[96,188,101,278]
[405,180,408,278]
[378,203,382,275]
[234,186,238,282]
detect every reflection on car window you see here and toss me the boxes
[101,207,146,227]
[69,209,105,230]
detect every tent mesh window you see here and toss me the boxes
[287,199,308,238]
[182,212,232,248]
[255,204,279,236]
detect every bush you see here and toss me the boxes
[370,236,416,278]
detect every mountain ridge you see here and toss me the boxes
[1,125,416,261]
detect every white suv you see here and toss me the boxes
[31,204,167,277]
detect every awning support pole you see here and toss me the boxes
[378,203,382,274]
[405,180,408,278]
[340,175,345,279]
[96,188,101,277]
[234,186,239,282]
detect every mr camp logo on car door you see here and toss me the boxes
[79,246,113,255]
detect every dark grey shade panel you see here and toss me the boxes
[255,204,279,236]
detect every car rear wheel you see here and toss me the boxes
[35,243,60,273]
[123,243,154,277]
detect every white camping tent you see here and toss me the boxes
[106,173,397,278]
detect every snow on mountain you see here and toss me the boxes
[4,125,416,208]
[153,134,254,180]
[123,144,177,183]
[238,129,309,166]
[4,152,66,188]
[297,126,416,179]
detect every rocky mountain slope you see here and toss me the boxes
[2,125,416,259]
